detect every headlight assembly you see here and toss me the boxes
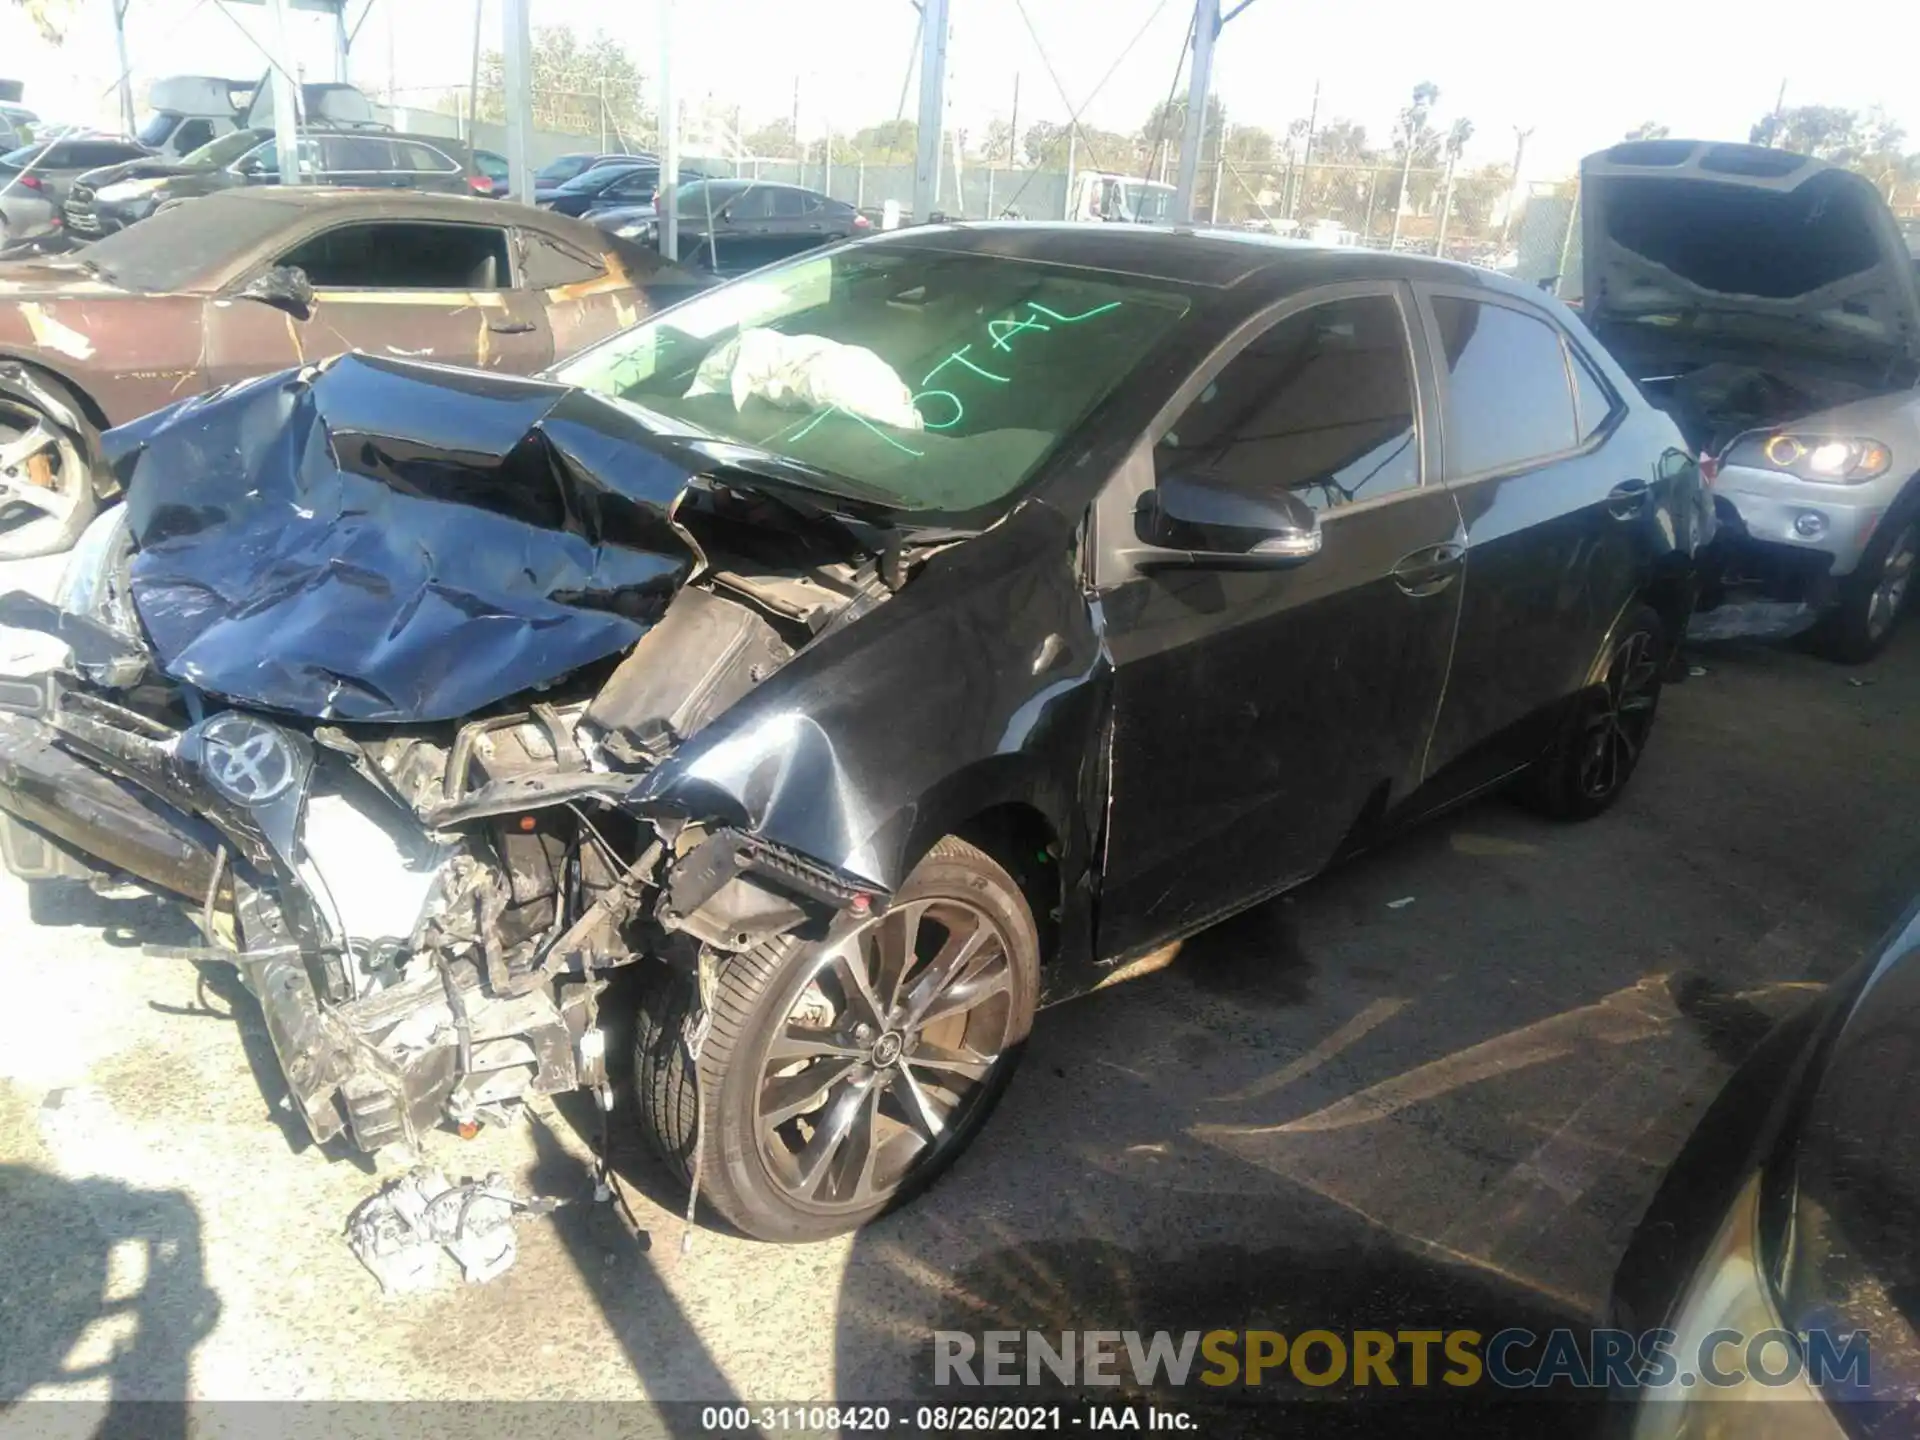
[1727,432,1893,484]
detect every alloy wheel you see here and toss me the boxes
[0,396,85,558]
[1866,521,1918,644]
[1578,628,1661,801]
[755,896,1017,1214]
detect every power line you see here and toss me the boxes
[1002,0,1175,215]
[1139,9,1194,190]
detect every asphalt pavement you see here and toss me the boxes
[1,560,1916,1429]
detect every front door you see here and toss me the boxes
[1095,286,1465,960]
[202,217,552,382]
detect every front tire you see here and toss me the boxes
[633,835,1040,1242]
[1520,605,1666,821]
[1814,508,1918,664]
[0,370,98,561]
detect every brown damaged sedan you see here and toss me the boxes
[0,186,699,559]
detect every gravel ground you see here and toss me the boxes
[1,550,1916,1426]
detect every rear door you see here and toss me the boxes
[1094,285,1466,958]
[203,217,551,380]
[1415,285,1652,798]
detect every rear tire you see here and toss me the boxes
[1812,503,1918,664]
[632,835,1039,1242]
[1520,605,1666,821]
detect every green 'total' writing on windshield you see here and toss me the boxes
[916,300,1124,430]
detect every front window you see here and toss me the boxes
[555,245,1193,516]
[1103,180,1173,224]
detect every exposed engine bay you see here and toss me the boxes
[0,352,941,1157]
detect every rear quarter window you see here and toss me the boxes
[1430,295,1580,476]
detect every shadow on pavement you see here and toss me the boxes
[0,1161,219,1438]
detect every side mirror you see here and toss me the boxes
[233,154,262,177]
[1132,470,1322,569]
[236,264,314,317]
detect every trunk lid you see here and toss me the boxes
[1580,140,1920,380]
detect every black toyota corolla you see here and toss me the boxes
[0,225,1709,1242]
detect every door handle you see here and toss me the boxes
[1391,542,1465,598]
[1608,479,1649,519]
[488,320,537,334]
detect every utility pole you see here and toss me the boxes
[912,0,950,223]
[1173,0,1220,222]
[1210,119,1228,223]
[659,0,679,259]
[265,0,302,184]
[111,0,137,138]
[502,0,534,203]
[791,76,801,181]
[1290,78,1319,219]
[1435,151,1457,256]
[1065,130,1077,219]
[1497,125,1532,253]
[1763,78,1787,146]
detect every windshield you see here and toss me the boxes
[79,197,294,291]
[554,244,1193,516]
[181,130,264,170]
[136,112,178,147]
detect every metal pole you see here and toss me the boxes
[1435,153,1456,256]
[949,126,964,217]
[1065,130,1076,219]
[502,0,534,203]
[1173,0,1219,223]
[1362,166,1378,240]
[1008,73,1020,174]
[659,0,679,260]
[1497,126,1531,252]
[912,0,949,223]
[266,0,303,183]
[334,3,350,84]
[1210,119,1228,223]
[1390,143,1413,249]
[824,113,833,200]
[112,1,137,137]
[1291,78,1318,218]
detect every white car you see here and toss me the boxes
[1581,139,1920,660]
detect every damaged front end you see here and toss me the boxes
[0,353,916,1156]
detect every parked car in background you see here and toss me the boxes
[1582,140,1920,660]
[1,135,154,210]
[590,179,867,275]
[0,103,39,151]
[0,187,697,557]
[64,128,479,237]
[543,157,709,217]
[0,227,1707,1242]
[471,148,510,198]
[534,150,647,203]
[1612,895,1920,1435]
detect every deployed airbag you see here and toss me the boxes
[686,328,924,432]
[107,354,699,722]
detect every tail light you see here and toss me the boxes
[15,173,44,191]
[466,174,491,195]
[1700,452,1721,486]
[853,213,871,229]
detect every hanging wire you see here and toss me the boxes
[1138,9,1195,191]
[1000,0,1176,217]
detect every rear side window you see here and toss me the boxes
[1430,296,1579,476]
[518,229,604,288]
[725,187,776,221]
[278,221,513,289]
[322,136,395,172]
[396,141,457,174]
[771,189,809,218]
[1568,345,1617,441]
[602,168,658,200]
[1156,293,1420,511]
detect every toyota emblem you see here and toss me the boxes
[197,713,298,805]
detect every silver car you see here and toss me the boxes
[1581,140,1920,660]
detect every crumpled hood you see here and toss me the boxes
[107,352,698,723]
[1580,140,1920,370]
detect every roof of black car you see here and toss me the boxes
[875,221,1537,296]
